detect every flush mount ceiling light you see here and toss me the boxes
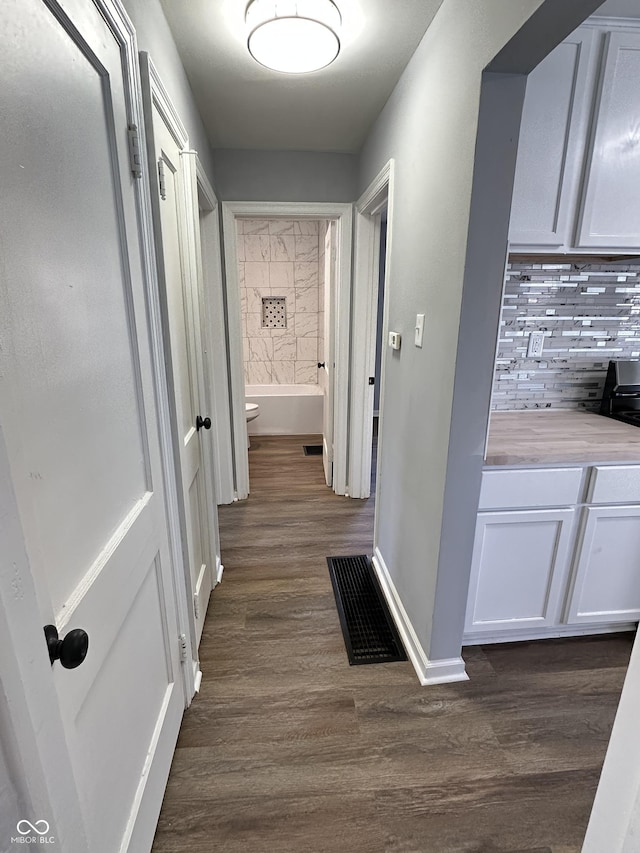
[246,0,341,74]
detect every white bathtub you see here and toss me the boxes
[245,384,323,435]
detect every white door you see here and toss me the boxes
[145,76,216,646]
[196,175,235,506]
[322,222,336,487]
[0,1,184,851]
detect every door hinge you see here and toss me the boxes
[193,594,200,620]
[157,158,167,200]
[127,124,142,179]
[178,633,188,663]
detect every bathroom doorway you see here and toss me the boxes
[238,216,330,481]
[221,202,353,500]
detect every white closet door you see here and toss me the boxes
[0,1,185,851]
[143,65,216,646]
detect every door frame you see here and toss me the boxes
[221,201,353,499]
[139,52,208,687]
[0,0,190,848]
[350,160,395,501]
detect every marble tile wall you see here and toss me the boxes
[237,219,324,385]
[491,259,640,410]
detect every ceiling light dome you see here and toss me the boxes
[246,0,341,74]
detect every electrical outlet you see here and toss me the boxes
[527,331,545,358]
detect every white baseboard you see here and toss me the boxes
[371,547,468,686]
[215,558,224,585]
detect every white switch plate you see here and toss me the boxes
[527,331,545,358]
[415,313,425,347]
[389,331,401,350]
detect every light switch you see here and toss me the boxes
[415,313,425,347]
[389,331,401,350]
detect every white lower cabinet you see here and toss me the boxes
[465,508,576,634]
[566,505,640,624]
[465,464,640,643]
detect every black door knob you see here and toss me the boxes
[317,362,326,369]
[196,415,211,431]
[44,625,89,669]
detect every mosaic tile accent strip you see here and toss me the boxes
[491,260,640,411]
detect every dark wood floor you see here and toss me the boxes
[152,434,634,853]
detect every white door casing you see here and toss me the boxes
[221,202,352,499]
[0,2,185,851]
[141,56,216,648]
[351,160,395,501]
[321,222,336,487]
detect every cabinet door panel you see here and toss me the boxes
[576,31,640,249]
[566,505,640,623]
[465,509,576,633]
[509,29,595,248]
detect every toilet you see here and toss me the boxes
[245,402,259,448]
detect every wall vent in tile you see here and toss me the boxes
[262,296,287,329]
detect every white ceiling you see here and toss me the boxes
[159,0,444,153]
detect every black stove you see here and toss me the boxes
[600,360,640,426]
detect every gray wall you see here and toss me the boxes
[122,0,216,184]
[358,0,600,665]
[212,150,358,202]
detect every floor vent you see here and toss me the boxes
[326,555,407,666]
[303,445,323,456]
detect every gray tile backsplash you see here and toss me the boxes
[491,259,640,411]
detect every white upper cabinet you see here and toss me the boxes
[509,28,596,249]
[510,21,640,253]
[576,31,640,249]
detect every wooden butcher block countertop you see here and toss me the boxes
[485,410,640,466]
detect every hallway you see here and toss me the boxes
[151,435,633,853]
